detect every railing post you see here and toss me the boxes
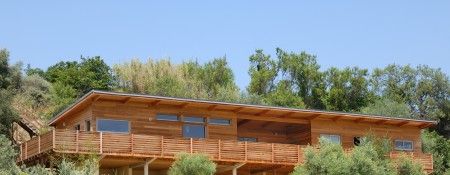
[25,142,28,159]
[76,130,79,152]
[38,135,41,154]
[190,138,193,154]
[131,134,134,155]
[271,143,274,163]
[244,142,247,161]
[297,145,301,164]
[52,129,55,149]
[218,140,221,160]
[161,136,164,157]
[20,144,23,161]
[99,132,103,154]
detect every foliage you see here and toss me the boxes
[0,134,20,175]
[292,136,425,175]
[0,89,19,139]
[247,49,277,97]
[422,131,450,175]
[360,98,414,118]
[167,153,216,175]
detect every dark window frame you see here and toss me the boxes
[209,118,231,125]
[156,114,180,121]
[182,124,206,139]
[97,118,130,134]
[395,140,413,151]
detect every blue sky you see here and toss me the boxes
[2,1,450,91]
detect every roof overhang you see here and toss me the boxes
[47,90,438,128]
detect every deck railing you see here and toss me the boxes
[18,130,433,172]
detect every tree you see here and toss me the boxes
[276,48,327,109]
[265,80,305,108]
[167,153,216,175]
[421,131,450,175]
[325,67,372,112]
[247,49,277,97]
[360,98,414,118]
[0,135,20,175]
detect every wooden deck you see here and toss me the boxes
[17,130,433,173]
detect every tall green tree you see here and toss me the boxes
[0,135,20,175]
[360,98,414,118]
[247,49,277,97]
[276,48,327,109]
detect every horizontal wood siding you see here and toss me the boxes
[55,106,92,131]
[91,100,237,140]
[311,119,422,153]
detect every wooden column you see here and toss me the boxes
[99,132,103,154]
[76,130,79,152]
[38,135,41,154]
[52,129,55,149]
[218,140,221,160]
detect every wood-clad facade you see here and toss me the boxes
[17,90,437,174]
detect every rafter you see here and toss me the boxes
[92,95,101,102]
[238,114,310,124]
[256,110,270,116]
[418,123,431,129]
[308,114,321,120]
[233,107,245,113]
[237,119,251,127]
[148,100,161,107]
[179,102,190,108]
[280,112,295,118]
[354,118,365,123]
[332,116,343,122]
[396,121,409,127]
[122,97,132,104]
[207,105,218,111]
[376,120,388,125]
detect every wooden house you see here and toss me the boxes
[17,90,436,175]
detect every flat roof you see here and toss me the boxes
[48,90,438,128]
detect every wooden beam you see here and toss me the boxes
[308,114,321,120]
[98,154,106,161]
[354,118,365,123]
[92,95,101,102]
[280,112,295,118]
[129,158,157,169]
[376,120,388,125]
[238,114,310,124]
[208,105,218,111]
[237,119,251,127]
[216,162,246,173]
[179,102,190,108]
[148,100,161,107]
[250,165,285,174]
[234,107,246,113]
[396,121,409,127]
[122,97,132,104]
[418,123,432,129]
[256,110,270,116]
[261,121,272,128]
[332,116,343,122]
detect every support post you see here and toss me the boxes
[218,140,221,160]
[76,130,79,152]
[52,129,55,149]
[161,136,164,156]
[25,142,27,159]
[131,134,134,155]
[38,135,41,154]
[216,162,246,174]
[100,132,103,154]
[190,138,193,154]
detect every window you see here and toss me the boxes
[74,124,81,131]
[183,116,205,123]
[156,114,179,121]
[97,119,130,133]
[210,118,231,125]
[238,137,258,142]
[183,125,205,138]
[354,137,361,146]
[395,140,413,151]
[320,134,341,144]
[85,120,91,131]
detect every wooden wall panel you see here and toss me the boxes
[54,106,92,131]
[237,121,311,145]
[91,100,237,140]
[311,119,422,153]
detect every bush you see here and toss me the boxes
[168,153,216,175]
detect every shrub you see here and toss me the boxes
[168,153,216,175]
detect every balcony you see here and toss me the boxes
[17,130,433,173]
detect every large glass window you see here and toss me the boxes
[183,125,205,138]
[210,118,231,125]
[156,114,179,121]
[97,119,130,133]
[395,140,413,151]
[183,116,205,123]
[320,134,341,144]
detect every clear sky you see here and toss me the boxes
[2,1,450,91]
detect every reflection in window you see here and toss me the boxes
[320,134,341,144]
[85,120,91,131]
[97,119,130,133]
[156,114,179,121]
[395,140,413,151]
[210,118,231,125]
[238,137,258,142]
[183,116,205,123]
[183,125,205,138]
[354,137,361,146]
